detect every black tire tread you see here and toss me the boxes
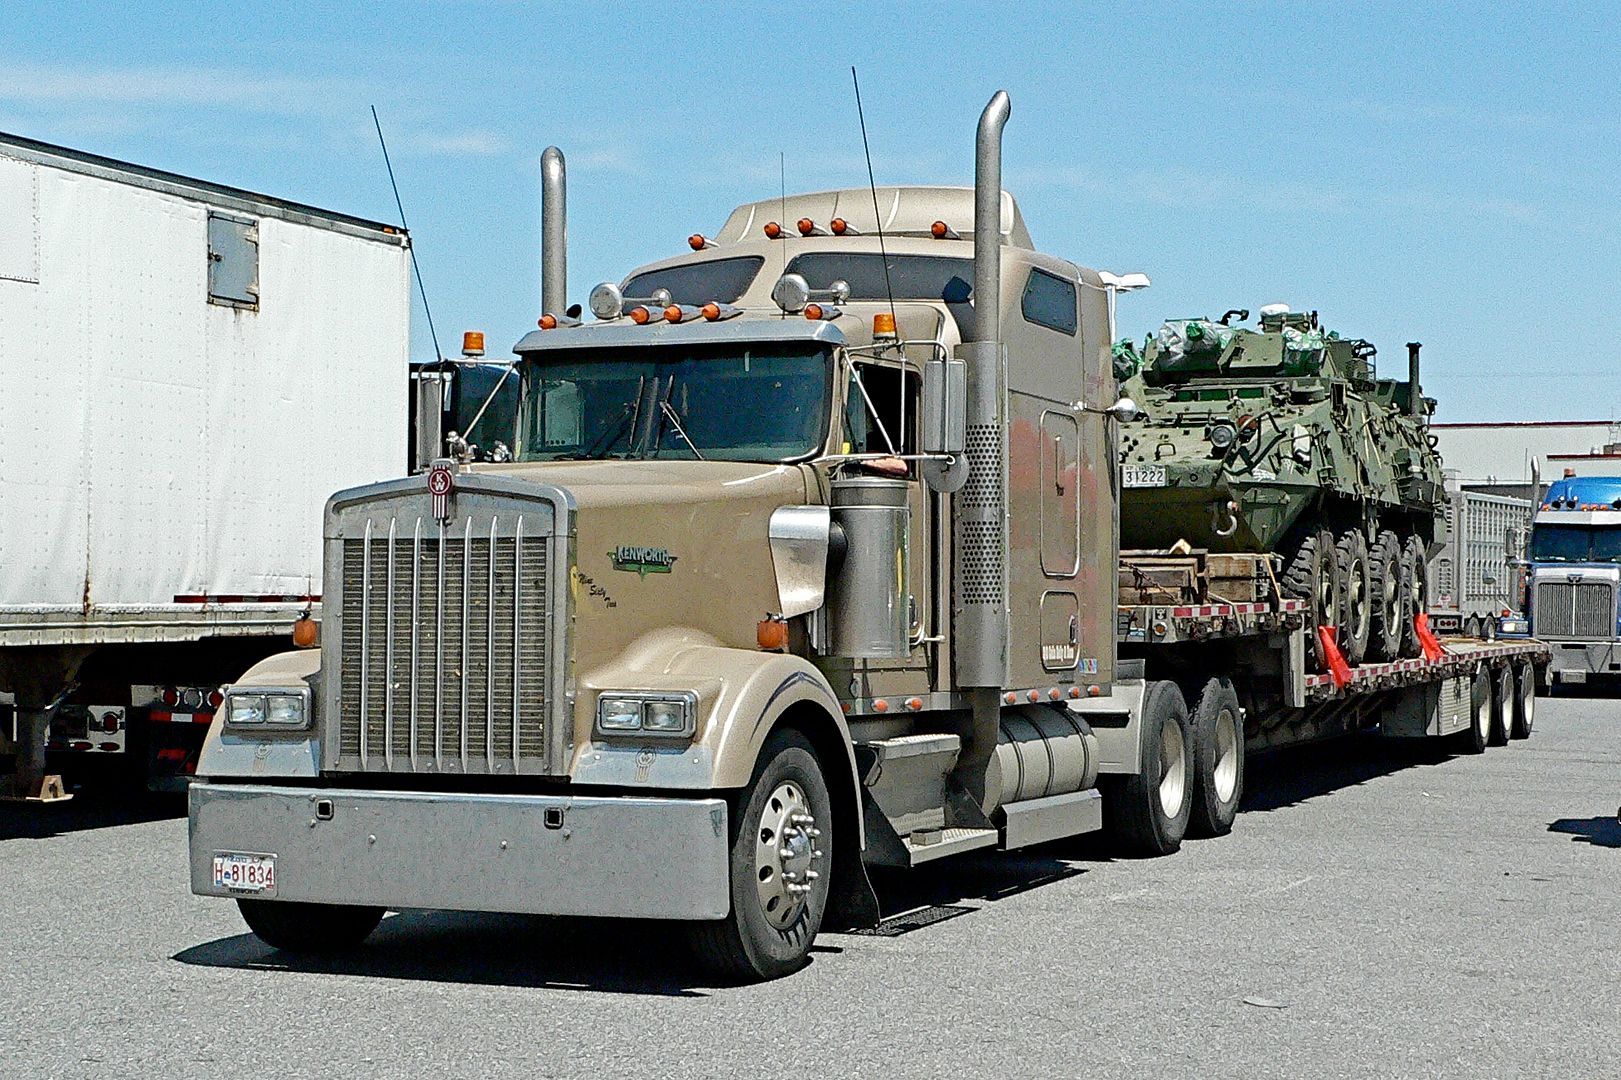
[1103,680,1192,857]
[1335,529,1372,666]
[1187,677,1244,839]
[1368,529,1404,662]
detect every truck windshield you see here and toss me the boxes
[1530,524,1621,562]
[517,342,830,463]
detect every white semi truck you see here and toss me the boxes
[186,94,1548,980]
[0,132,412,798]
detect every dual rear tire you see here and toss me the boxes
[1103,680,1195,856]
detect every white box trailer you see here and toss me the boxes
[0,131,411,797]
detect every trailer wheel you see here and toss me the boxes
[1457,668,1490,755]
[1187,677,1244,838]
[1399,536,1429,659]
[237,899,384,953]
[1335,529,1373,665]
[690,728,831,982]
[1488,665,1512,746]
[1368,529,1404,662]
[1511,662,1535,739]
[1283,530,1340,670]
[1103,680,1192,856]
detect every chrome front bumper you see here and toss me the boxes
[188,782,731,920]
[1546,640,1621,680]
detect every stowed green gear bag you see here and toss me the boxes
[1112,339,1143,382]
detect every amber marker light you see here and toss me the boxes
[701,302,721,320]
[629,306,653,324]
[830,218,848,235]
[461,330,486,356]
[538,314,558,330]
[797,218,815,236]
[872,312,897,339]
[804,303,824,321]
[291,614,318,649]
[664,305,684,322]
[763,221,783,239]
[688,234,707,250]
[757,619,788,651]
[931,220,949,239]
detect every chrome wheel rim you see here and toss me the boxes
[1213,707,1240,804]
[1158,717,1187,818]
[1348,554,1370,640]
[1476,679,1491,740]
[753,780,821,929]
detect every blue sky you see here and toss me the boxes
[2,1,1615,422]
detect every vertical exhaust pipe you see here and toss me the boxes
[1406,341,1422,419]
[954,90,1012,693]
[541,146,567,317]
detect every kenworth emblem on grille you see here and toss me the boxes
[610,546,677,577]
[427,460,455,524]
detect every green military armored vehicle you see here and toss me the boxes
[1115,305,1445,665]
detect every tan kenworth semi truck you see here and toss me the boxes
[188,92,1547,980]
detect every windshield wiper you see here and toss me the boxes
[659,400,706,460]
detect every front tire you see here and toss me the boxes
[237,899,384,953]
[1187,677,1244,838]
[1283,530,1340,670]
[690,729,831,982]
[1103,680,1193,856]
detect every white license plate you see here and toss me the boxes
[1562,670,1586,684]
[213,853,277,894]
[1123,464,1167,488]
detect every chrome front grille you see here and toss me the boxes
[333,511,554,774]
[1536,580,1616,639]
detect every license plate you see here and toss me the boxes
[1562,670,1586,684]
[1123,464,1167,488]
[212,852,277,895]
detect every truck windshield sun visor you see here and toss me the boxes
[623,256,764,306]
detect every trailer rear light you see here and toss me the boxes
[99,742,119,752]
[101,712,120,733]
[161,687,179,707]
[70,741,92,751]
[763,221,784,239]
[157,748,187,763]
[207,690,224,709]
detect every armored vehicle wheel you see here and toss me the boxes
[1368,530,1404,661]
[1457,668,1490,755]
[1511,661,1536,739]
[1283,530,1340,669]
[1102,680,1192,856]
[690,729,831,982]
[1335,530,1372,665]
[1488,665,1513,746]
[1399,536,1429,659]
[1187,677,1244,838]
[237,899,385,953]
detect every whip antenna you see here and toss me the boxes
[851,68,897,328]
[372,105,446,364]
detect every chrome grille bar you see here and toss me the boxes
[486,516,497,773]
[410,517,421,770]
[513,517,522,769]
[360,518,372,769]
[434,520,444,772]
[461,517,471,767]
[384,517,396,770]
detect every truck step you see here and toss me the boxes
[996,789,1102,850]
[901,826,998,865]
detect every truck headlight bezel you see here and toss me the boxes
[594,691,697,739]
[224,687,312,731]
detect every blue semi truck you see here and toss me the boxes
[1526,474,1621,691]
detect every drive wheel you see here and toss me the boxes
[1283,529,1340,670]
[1511,661,1536,738]
[1368,529,1404,661]
[1102,680,1193,856]
[1488,665,1512,746]
[690,729,831,982]
[1335,529,1372,665]
[1187,677,1244,838]
[1399,536,1429,658]
[237,899,384,953]
[1457,668,1490,755]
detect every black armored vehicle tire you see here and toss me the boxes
[237,899,385,953]
[1511,661,1536,739]
[1368,529,1404,661]
[1488,665,1513,746]
[1102,679,1193,857]
[1187,677,1244,839]
[1399,536,1429,659]
[1283,530,1340,669]
[1335,529,1373,665]
[690,729,831,982]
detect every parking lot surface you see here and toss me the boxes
[3,697,1617,1079]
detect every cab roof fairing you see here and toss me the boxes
[712,185,1032,250]
[513,316,847,355]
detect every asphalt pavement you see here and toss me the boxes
[2,696,1617,1079]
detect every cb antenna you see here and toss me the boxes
[851,67,897,329]
[371,105,446,365]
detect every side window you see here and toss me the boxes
[844,363,919,459]
[1021,267,1077,336]
[208,212,259,308]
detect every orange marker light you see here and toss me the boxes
[797,218,815,236]
[830,218,848,235]
[291,614,318,649]
[461,330,486,356]
[701,302,721,321]
[804,303,824,321]
[872,312,897,338]
[930,220,949,239]
[629,306,652,325]
[763,221,783,239]
[688,234,707,250]
[663,305,683,323]
[906,697,923,711]
[538,314,557,330]
[757,619,788,651]
[873,698,890,713]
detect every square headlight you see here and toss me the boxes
[643,700,689,733]
[228,693,267,725]
[225,689,309,730]
[597,697,645,731]
[266,694,306,726]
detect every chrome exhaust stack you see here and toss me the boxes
[953,90,1011,690]
[541,146,567,318]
